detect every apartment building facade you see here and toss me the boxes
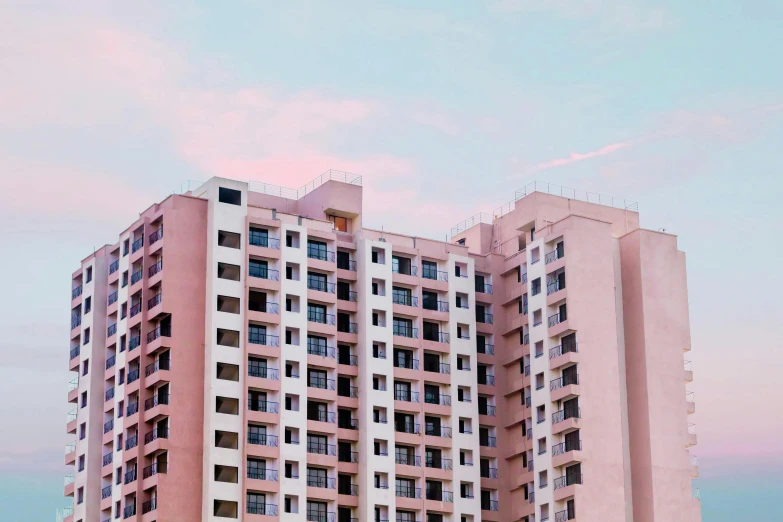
[62,172,701,522]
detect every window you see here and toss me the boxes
[81,391,87,408]
[123,239,130,256]
[217,231,241,249]
[336,251,351,270]
[79,423,86,440]
[217,262,241,281]
[78,454,85,472]
[332,215,348,232]
[218,187,242,205]
[85,267,92,283]
[84,296,91,314]
[307,240,328,261]
[83,328,90,345]
[422,260,437,279]
[82,360,89,376]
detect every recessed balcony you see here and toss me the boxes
[425,457,452,470]
[394,390,420,403]
[395,421,420,435]
[395,485,422,499]
[479,435,497,448]
[144,426,169,444]
[149,226,163,245]
[248,400,279,414]
[143,462,167,479]
[248,433,278,447]
[248,331,280,347]
[131,236,144,254]
[71,285,82,300]
[306,441,336,456]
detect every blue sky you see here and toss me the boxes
[0,1,781,520]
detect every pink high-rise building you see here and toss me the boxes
[63,172,701,522]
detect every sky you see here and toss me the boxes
[1,1,782,520]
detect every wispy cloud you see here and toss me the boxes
[530,139,640,172]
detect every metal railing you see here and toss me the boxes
[395,453,421,466]
[149,226,163,244]
[70,346,80,360]
[552,440,582,456]
[71,315,81,330]
[127,368,140,384]
[337,259,357,271]
[478,374,495,386]
[395,485,422,499]
[392,264,418,276]
[72,285,82,299]
[143,462,167,479]
[307,410,336,424]
[249,266,279,280]
[307,310,335,324]
[480,436,497,447]
[102,453,112,466]
[547,280,564,295]
[395,421,420,434]
[477,313,494,324]
[104,387,114,401]
[394,390,420,402]
[554,474,583,489]
[147,324,171,343]
[131,236,144,253]
[248,468,279,481]
[392,293,418,307]
[129,302,141,317]
[393,325,418,338]
[142,498,157,515]
[104,419,113,434]
[306,441,336,455]
[248,400,279,413]
[422,268,448,282]
[126,401,138,416]
[425,457,453,470]
[248,366,279,380]
[548,312,565,327]
[338,321,359,333]
[108,291,118,306]
[424,394,452,406]
[479,404,496,416]
[148,293,162,309]
[307,342,335,358]
[477,343,494,355]
[552,407,581,424]
[130,269,143,285]
[109,260,119,274]
[425,488,453,502]
[545,249,563,264]
[144,393,169,411]
[145,358,171,376]
[337,289,358,302]
[550,374,579,391]
[123,504,136,519]
[247,433,278,446]
[307,246,336,262]
[307,279,336,293]
[550,342,578,359]
[144,427,169,444]
[423,331,449,343]
[249,234,280,249]
[124,468,137,484]
[248,332,280,347]
[394,356,419,370]
[149,260,163,277]
[307,376,336,390]
[555,510,574,522]
[483,500,500,511]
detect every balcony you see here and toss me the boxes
[101,485,112,499]
[423,300,449,312]
[123,504,136,519]
[481,467,498,479]
[249,233,280,250]
[337,258,357,271]
[545,248,563,264]
[550,374,579,391]
[249,265,279,280]
[423,331,449,343]
[338,483,359,496]
[145,358,171,377]
[248,331,280,347]
[422,268,448,282]
[104,387,114,402]
[338,450,359,463]
[554,474,583,490]
[70,346,80,360]
[306,441,336,456]
[395,485,422,499]
[71,316,81,330]
[109,260,120,274]
[146,324,171,343]
[126,401,138,416]
[142,498,157,515]
[395,421,420,434]
[425,425,452,438]
[548,311,565,327]
[124,468,137,484]
[129,302,141,317]
[479,436,497,448]
[308,376,336,391]
[127,368,140,384]
[144,393,169,411]
[552,408,581,424]
[394,357,419,370]
[72,286,82,299]
[108,292,118,306]
[555,509,576,522]
[337,386,359,399]
[552,440,581,457]
[337,289,358,302]
[337,322,358,334]
[425,457,453,470]
[104,419,113,434]
[248,400,279,414]
[247,503,279,516]
[248,433,278,446]
[102,453,113,466]
[477,313,494,324]
[477,343,494,355]
[426,488,453,502]
[249,366,279,380]
[392,294,418,307]
[547,279,564,295]
[394,390,420,403]
[130,269,143,286]
[308,246,336,263]
[393,264,418,277]
[248,468,279,481]
[478,374,495,386]
[132,236,144,253]
[476,282,493,294]
[307,279,336,293]
[308,310,335,325]
[395,453,421,466]
[149,225,163,244]
[424,394,452,406]
[423,362,450,374]
[148,260,163,278]
[338,353,358,366]
[307,342,335,358]
[147,293,162,310]
[550,342,578,359]
[306,511,336,522]
[144,427,169,444]
[393,324,419,338]
[143,462,167,479]
[478,405,496,416]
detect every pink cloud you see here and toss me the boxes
[531,139,638,171]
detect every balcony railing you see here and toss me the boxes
[124,468,137,484]
[422,300,449,312]
[395,421,420,434]
[528,459,534,471]
[70,346,80,360]
[143,462,167,479]
[425,457,453,470]
[249,266,279,280]
[553,474,583,489]
[248,433,278,446]
[249,234,280,249]
[308,410,336,424]
[248,332,280,347]
[127,401,139,416]
[394,357,419,370]
[545,249,563,264]
[528,492,535,504]
[249,366,279,380]
[127,368,140,384]
[551,374,579,391]
[548,312,565,327]
[392,294,418,307]
[248,468,279,481]
[395,453,421,466]
[393,325,418,338]
[426,488,453,502]
[481,467,498,479]
[337,289,358,302]
[307,247,336,262]
[104,387,114,401]
[308,376,336,390]
[144,427,169,444]
[338,483,359,496]
[477,343,494,355]
[130,269,143,285]
[338,353,358,366]
[108,292,118,306]
[307,310,335,325]
[248,400,279,414]
[425,425,452,438]
[477,313,493,324]
[146,324,171,343]
[123,504,136,519]
[307,279,336,293]
[478,374,495,386]
[306,510,336,522]
[476,282,493,294]
[555,509,575,522]
[109,260,120,274]
[149,226,163,244]
[307,342,335,358]
[141,498,157,515]
[337,258,357,271]
[72,285,82,299]
[549,342,578,359]
[101,485,112,499]
[424,394,452,406]
[552,407,581,424]
[129,302,141,317]
[337,386,359,399]
[423,362,450,374]
[483,500,500,511]
[394,390,420,402]
[547,279,564,295]
[71,316,81,330]
[131,236,144,253]
[144,393,169,411]
[306,441,336,455]
[247,503,278,516]
[423,331,449,343]
[552,440,582,456]
[393,264,418,276]
[147,293,162,309]
[145,358,171,376]
[338,450,359,463]
[479,436,497,447]
[102,453,112,466]
[479,404,496,416]
[395,485,422,499]
[338,322,358,333]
